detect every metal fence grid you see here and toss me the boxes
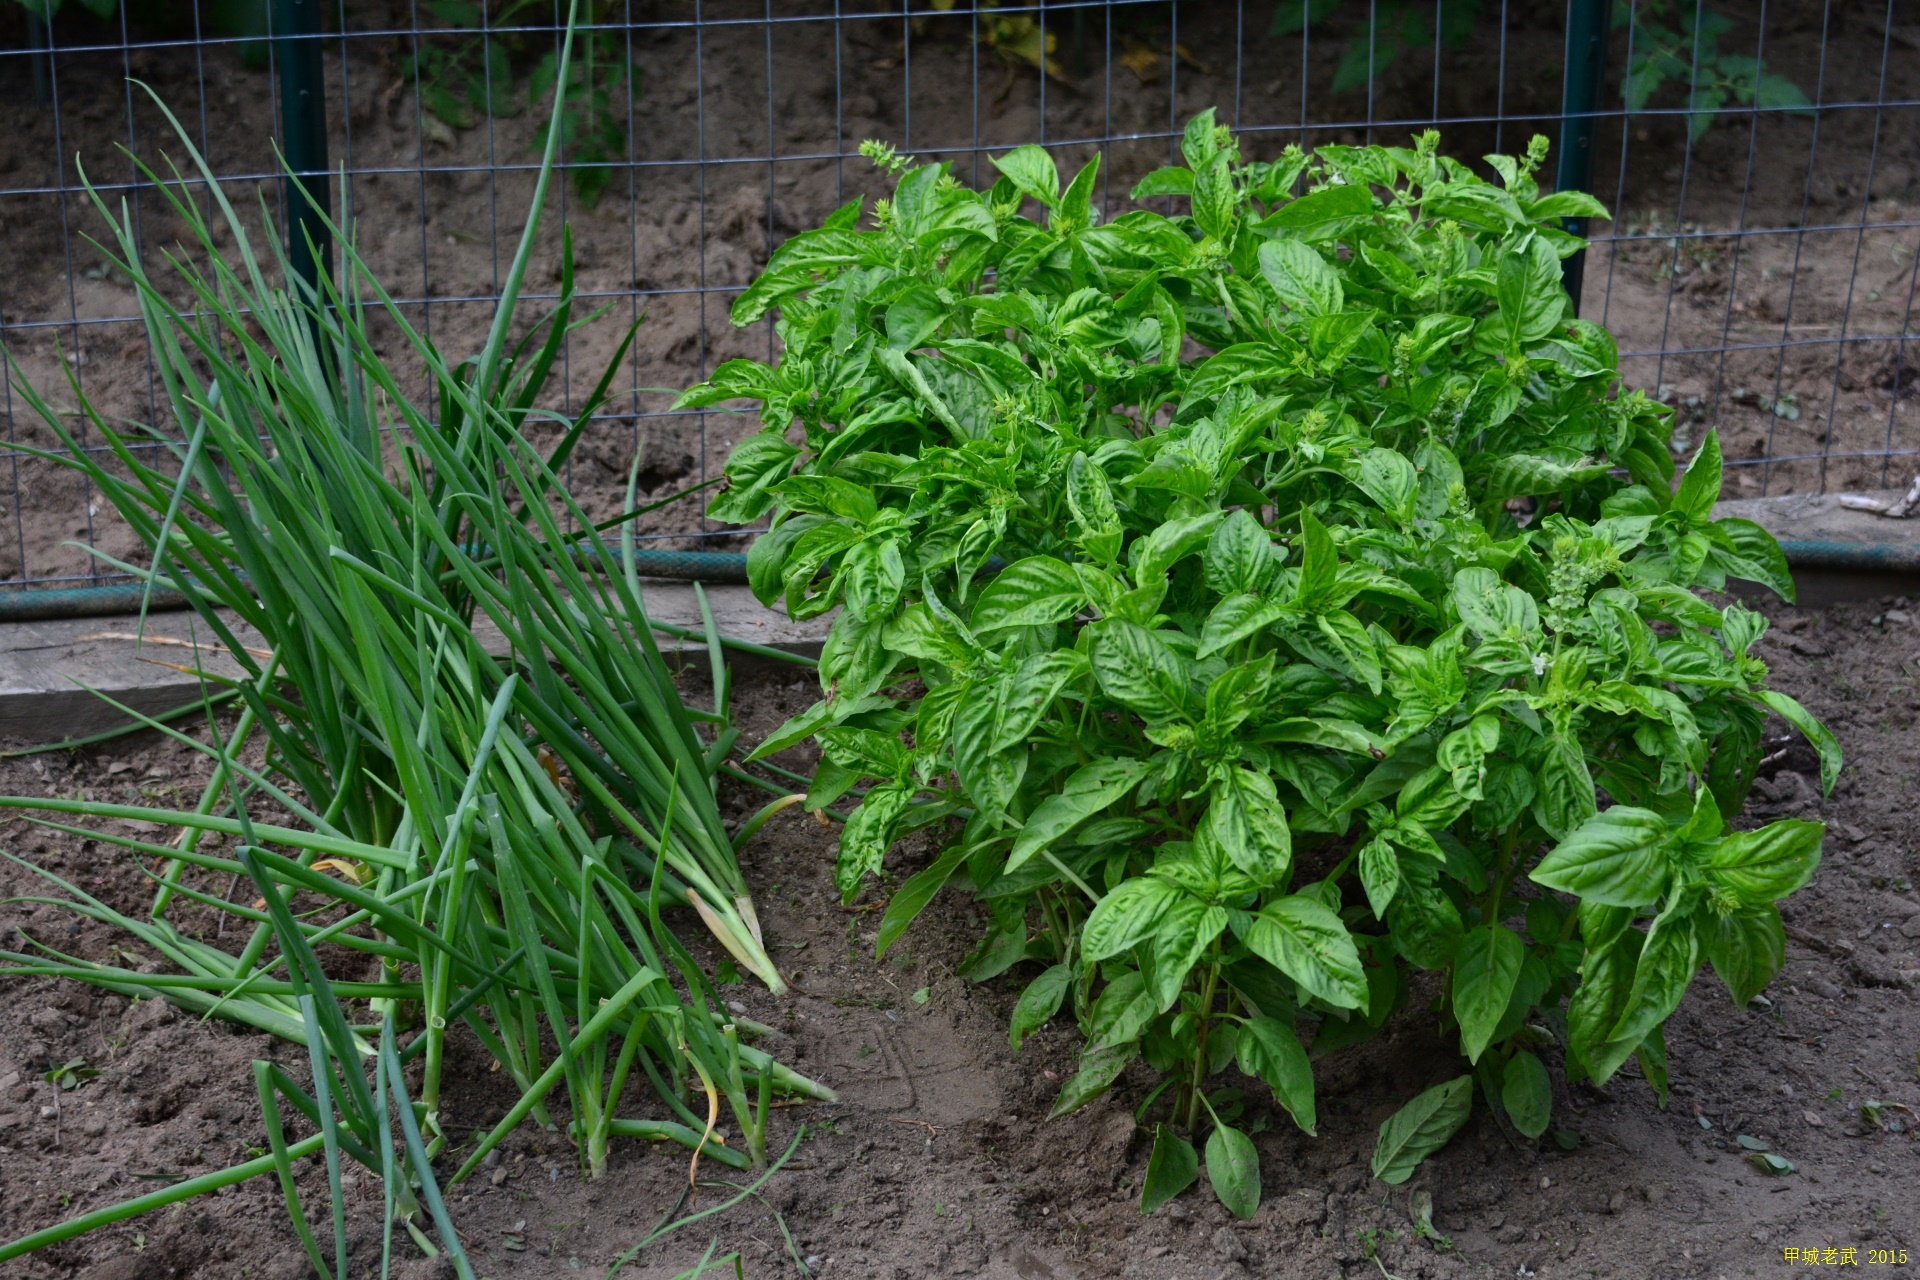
[1,0,1916,590]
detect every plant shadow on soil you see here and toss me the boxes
[0,590,1916,1280]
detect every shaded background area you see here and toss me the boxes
[1,0,1916,586]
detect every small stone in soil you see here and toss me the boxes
[1212,1227,1247,1261]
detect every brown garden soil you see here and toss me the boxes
[4,0,1920,584]
[0,585,1916,1280]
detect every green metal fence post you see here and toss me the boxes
[273,0,331,306]
[27,11,51,106]
[1556,0,1611,315]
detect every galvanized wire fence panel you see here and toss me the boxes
[0,0,1915,589]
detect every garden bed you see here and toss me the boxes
[0,589,1914,1280]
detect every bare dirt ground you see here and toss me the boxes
[3,0,1919,584]
[0,586,1916,1280]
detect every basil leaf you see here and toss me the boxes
[1082,877,1181,962]
[1452,925,1524,1063]
[1050,1042,1138,1118]
[1501,1050,1552,1140]
[836,782,917,902]
[1370,1075,1473,1184]
[1753,690,1842,795]
[1198,766,1293,882]
[1204,1123,1261,1220]
[970,555,1087,633]
[1236,895,1367,1010]
[1597,896,1700,1082]
[875,842,971,960]
[1236,1015,1317,1135]
[1702,904,1785,1007]
[1088,969,1159,1050]
[1259,239,1342,317]
[1673,429,1723,524]
[1089,620,1192,722]
[1707,819,1823,904]
[1007,963,1073,1050]
[1141,1124,1199,1212]
[993,144,1061,208]
[1008,759,1148,873]
[1531,806,1670,907]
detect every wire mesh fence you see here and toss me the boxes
[0,0,1916,590]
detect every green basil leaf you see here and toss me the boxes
[709,430,801,523]
[970,555,1086,632]
[672,357,782,411]
[1567,915,1640,1083]
[1501,1049,1552,1139]
[1008,759,1149,873]
[1089,620,1192,722]
[1358,837,1399,918]
[836,781,917,902]
[1259,239,1342,317]
[1204,508,1278,598]
[1088,969,1159,1050]
[1702,903,1784,1007]
[1673,430,1723,525]
[1479,452,1611,503]
[1132,511,1226,588]
[1530,806,1670,907]
[875,841,972,959]
[1236,895,1367,1010]
[1131,165,1195,199]
[1204,1123,1261,1220]
[744,513,821,606]
[1141,1124,1199,1212]
[1599,896,1700,1079]
[1059,152,1102,229]
[1753,690,1842,795]
[1068,452,1124,564]
[992,144,1062,208]
[1452,925,1524,1063]
[1707,818,1823,904]
[1237,1015,1317,1135]
[1533,730,1597,840]
[1198,593,1289,660]
[1082,877,1181,962]
[1009,963,1074,1050]
[951,677,1027,819]
[1386,864,1464,970]
[1349,447,1418,521]
[1710,516,1795,603]
[1370,1075,1473,1184]
[1526,190,1611,222]
[1192,156,1238,241]
[994,649,1091,753]
[1051,1042,1138,1118]
[1199,766,1293,883]
[1143,898,1230,1011]
[1451,566,1539,639]
[1255,182,1375,240]
[1314,608,1384,695]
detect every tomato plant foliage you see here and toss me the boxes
[684,116,1836,1209]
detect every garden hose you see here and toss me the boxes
[0,540,1914,623]
[0,548,751,622]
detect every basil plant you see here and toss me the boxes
[680,117,1838,1214]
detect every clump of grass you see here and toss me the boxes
[0,5,827,1268]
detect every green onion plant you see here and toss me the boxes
[0,5,829,1266]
